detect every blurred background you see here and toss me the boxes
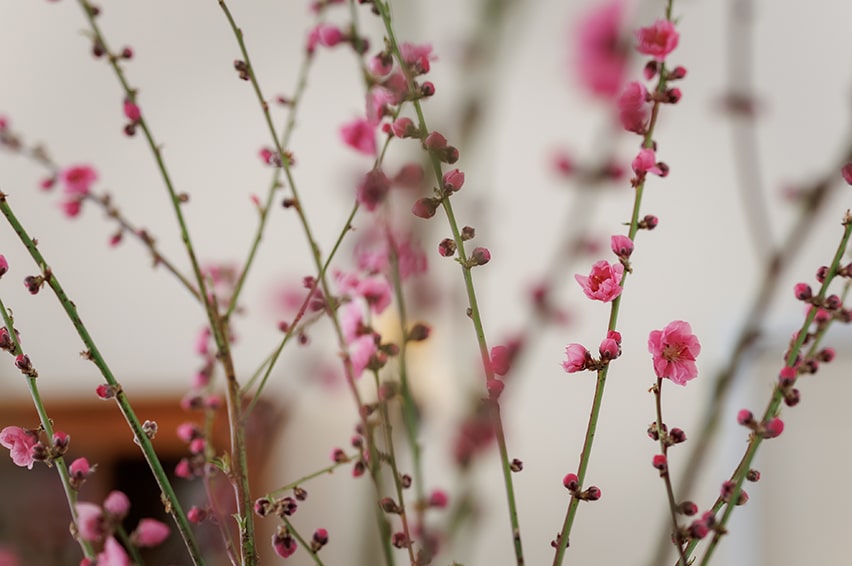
[1,0,851,564]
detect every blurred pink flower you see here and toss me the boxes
[131,518,170,547]
[103,490,130,519]
[573,0,629,98]
[350,334,377,378]
[648,320,701,385]
[632,148,663,175]
[340,118,377,156]
[60,164,97,196]
[617,81,649,133]
[575,260,624,302]
[97,537,129,566]
[75,502,105,542]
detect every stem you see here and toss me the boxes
[373,370,417,564]
[653,379,689,566]
[374,2,525,562]
[685,213,852,565]
[0,301,96,560]
[0,193,205,565]
[267,455,357,497]
[115,525,146,566]
[386,230,427,533]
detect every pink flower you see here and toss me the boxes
[131,518,170,547]
[0,426,38,469]
[341,301,365,343]
[632,148,663,175]
[575,260,624,302]
[357,277,392,314]
[60,165,98,196]
[349,334,377,378]
[635,19,679,62]
[340,118,377,156]
[400,42,435,74]
[617,81,650,133]
[0,255,8,278]
[75,502,105,542]
[103,491,130,519]
[97,537,130,566]
[356,169,391,211]
[366,87,397,125]
[573,0,629,98]
[562,344,589,373]
[648,320,701,385]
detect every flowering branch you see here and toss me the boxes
[0,192,205,564]
[554,3,682,562]
[0,299,96,560]
[373,2,525,563]
[688,211,852,565]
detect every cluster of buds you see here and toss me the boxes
[254,496,298,518]
[562,472,601,501]
[736,409,784,440]
[562,330,623,374]
[646,421,686,447]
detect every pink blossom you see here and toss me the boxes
[575,260,624,302]
[617,81,650,134]
[340,118,377,156]
[400,42,435,74]
[0,426,38,469]
[366,87,397,125]
[131,518,170,547]
[648,320,701,385]
[123,99,141,122]
[349,334,377,378]
[357,277,392,314]
[391,117,416,138]
[354,231,427,280]
[368,54,393,77]
[75,502,105,542]
[0,255,7,278]
[175,458,193,479]
[60,165,98,196]
[356,169,391,211]
[573,0,629,98]
[562,344,588,373]
[103,490,130,518]
[176,422,199,443]
[341,301,365,344]
[632,148,663,175]
[96,537,129,566]
[635,19,680,62]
